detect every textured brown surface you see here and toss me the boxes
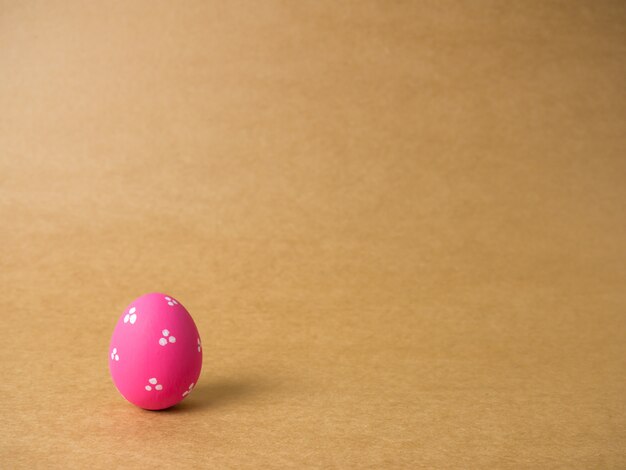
[1,1,625,468]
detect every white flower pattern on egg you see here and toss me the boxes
[123,307,137,324]
[110,347,119,361]
[145,377,163,391]
[159,329,176,346]
[182,382,194,397]
[165,296,178,307]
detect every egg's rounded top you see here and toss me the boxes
[109,292,202,410]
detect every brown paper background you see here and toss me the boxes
[1,1,625,468]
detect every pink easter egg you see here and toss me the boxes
[109,293,202,410]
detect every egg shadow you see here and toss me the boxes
[159,376,273,413]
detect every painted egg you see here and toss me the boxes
[109,293,202,410]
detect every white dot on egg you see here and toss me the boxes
[115,354,119,361]
[162,329,169,337]
[129,314,137,324]
[149,378,157,385]
[155,384,163,391]
[123,314,129,323]
[145,385,152,391]
[159,338,167,346]
[129,307,136,314]
[165,296,171,301]
[169,336,176,343]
